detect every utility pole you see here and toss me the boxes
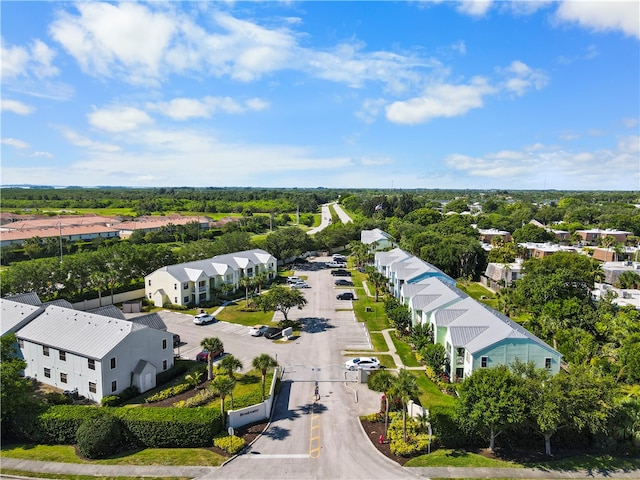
[58,222,63,261]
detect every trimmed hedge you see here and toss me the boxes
[76,414,123,459]
[18,405,223,448]
[213,435,246,454]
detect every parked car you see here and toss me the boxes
[336,292,355,300]
[327,261,347,268]
[286,276,302,284]
[193,313,216,325]
[332,254,347,262]
[335,279,354,286]
[331,269,351,277]
[196,347,224,362]
[290,281,310,289]
[264,327,283,340]
[249,325,269,337]
[345,357,382,371]
[172,333,181,347]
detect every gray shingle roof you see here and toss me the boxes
[129,312,167,331]
[4,292,42,306]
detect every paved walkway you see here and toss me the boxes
[3,457,639,479]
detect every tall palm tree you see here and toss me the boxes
[369,370,396,440]
[252,354,278,401]
[239,275,255,306]
[200,337,224,381]
[391,369,419,442]
[219,355,243,379]
[254,272,269,295]
[210,375,236,429]
[366,267,388,302]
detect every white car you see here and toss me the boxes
[290,281,310,289]
[193,313,216,325]
[248,325,268,337]
[345,357,382,371]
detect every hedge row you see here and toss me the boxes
[14,405,223,448]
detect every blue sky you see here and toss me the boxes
[1,1,639,190]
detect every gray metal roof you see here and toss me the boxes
[434,309,468,326]
[375,248,410,267]
[88,305,127,319]
[361,228,394,245]
[151,248,275,283]
[449,326,489,346]
[4,292,42,306]
[15,305,147,360]
[129,312,167,331]
[0,299,43,335]
[410,294,443,311]
[43,299,75,309]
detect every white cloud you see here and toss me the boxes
[88,106,153,132]
[146,96,268,121]
[1,37,58,80]
[456,0,493,17]
[618,135,640,154]
[1,138,30,149]
[355,98,386,124]
[554,1,640,39]
[58,126,121,152]
[622,117,639,128]
[1,99,35,115]
[386,76,495,124]
[32,151,54,158]
[498,60,549,96]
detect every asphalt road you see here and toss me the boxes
[159,256,412,479]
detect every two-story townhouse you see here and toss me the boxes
[374,247,412,279]
[145,248,277,308]
[13,304,174,402]
[482,260,524,291]
[360,228,396,252]
[387,255,454,298]
[401,279,465,327]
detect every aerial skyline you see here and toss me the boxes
[1,1,639,190]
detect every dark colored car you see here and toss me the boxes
[172,333,181,347]
[263,327,283,340]
[336,292,355,300]
[335,279,354,286]
[196,348,224,362]
[331,269,351,277]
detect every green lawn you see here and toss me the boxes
[457,281,499,310]
[413,371,457,409]
[0,470,186,480]
[369,332,388,352]
[390,334,421,367]
[406,448,522,468]
[0,444,225,466]
[523,453,640,471]
[214,301,275,326]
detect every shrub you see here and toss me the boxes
[146,383,192,403]
[101,395,121,407]
[213,435,246,454]
[174,388,217,408]
[390,434,431,457]
[43,392,73,406]
[76,414,123,459]
[156,360,190,385]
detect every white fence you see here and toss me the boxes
[228,367,280,430]
[407,399,428,419]
[72,288,145,311]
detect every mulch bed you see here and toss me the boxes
[359,418,411,466]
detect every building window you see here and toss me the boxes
[59,350,66,361]
[110,357,116,369]
[174,283,177,290]
[481,357,488,368]
[174,297,178,303]
[43,346,49,356]
[184,283,189,290]
[44,367,51,378]
[18,338,24,348]
[545,357,552,369]
[148,279,151,286]
[89,382,97,393]
[163,359,168,370]
[88,358,95,370]
[111,380,117,392]
[60,372,67,384]
[162,339,167,350]
[184,296,189,303]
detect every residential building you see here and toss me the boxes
[1,298,174,402]
[575,228,632,245]
[360,228,396,251]
[117,215,210,239]
[145,248,277,307]
[482,260,524,291]
[478,228,512,244]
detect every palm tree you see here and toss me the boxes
[219,355,243,379]
[254,272,269,295]
[252,354,278,401]
[210,375,236,429]
[185,370,203,389]
[366,267,388,302]
[88,271,107,307]
[369,370,396,441]
[200,337,224,381]
[239,275,255,306]
[391,369,419,442]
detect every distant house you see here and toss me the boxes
[117,216,210,239]
[478,228,512,244]
[360,228,396,251]
[483,261,524,291]
[375,248,561,381]
[1,298,174,402]
[145,248,277,307]
[575,228,632,245]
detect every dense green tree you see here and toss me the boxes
[261,227,314,260]
[1,333,36,432]
[456,365,528,452]
[390,369,420,442]
[210,375,236,428]
[384,297,411,334]
[511,223,556,243]
[254,284,307,321]
[366,267,388,302]
[404,207,442,227]
[419,343,448,372]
